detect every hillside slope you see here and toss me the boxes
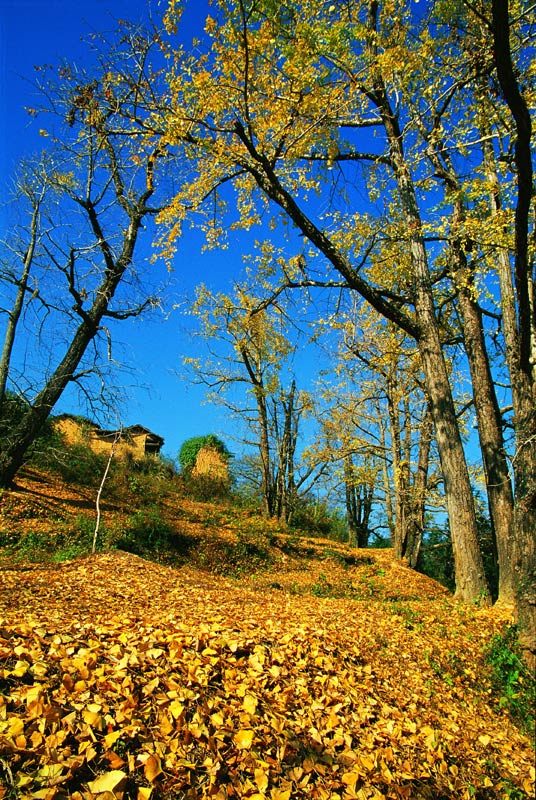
[0,468,534,799]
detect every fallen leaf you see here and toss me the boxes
[234,729,254,749]
[142,753,163,782]
[243,694,258,715]
[88,770,127,794]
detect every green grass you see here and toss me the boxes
[485,625,536,737]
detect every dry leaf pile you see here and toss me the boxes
[1,550,534,800]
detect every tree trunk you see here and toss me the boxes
[0,200,41,414]
[447,209,514,604]
[344,455,373,548]
[386,373,406,560]
[455,274,515,604]
[419,118,515,605]
[239,344,274,518]
[344,455,359,548]
[404,404,433,569]
[364,0,490,604]
[0,258,133,487]
[414,303,489,602]
[257,388,274,518]
[377,409,394,536]
[275,380,298,523]
[491,0,536,666]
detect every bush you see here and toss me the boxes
[217,528,273,578]
[108,454,178,503]
[50,443,109,488]
[112,506,176,555]
[0,393,64,468]
[13,529,54,560]
[289,497,347,541]
[8,515,98,562]
[420,510,499,598]
[419,525,456,592]
[485,625,536,736]
[181,473,232,502]
[0,392,31,434]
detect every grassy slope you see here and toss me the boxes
[0,468,534,800]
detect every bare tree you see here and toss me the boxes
[0,159,50,416]
[0,25,173,487]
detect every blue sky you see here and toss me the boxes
[0,0,464,491]
[0,0,268,462]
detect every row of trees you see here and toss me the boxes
[0,0,533,661]
[158,0,534,659]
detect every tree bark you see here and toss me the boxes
[491,0,536,666]
[453,263,515,604]
[377,409,394,537]
[376,89,490,602]
[417,111,515,604]
[386,372,406,560]
[240,345,274,518]
[0,198,42,414]
[404,404,433,569]
[344,454,373,548]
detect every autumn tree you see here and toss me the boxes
[160,0,493,602]
[0,26,174,487]
[315,296,439,561]
[415,0,535,650]
[184,282,321,520]
[394,1,518,606]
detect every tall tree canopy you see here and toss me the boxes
[157,0,534,649]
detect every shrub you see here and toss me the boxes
[50,443,109,487]
[112,506,175,555]
[419,525,456,592]
[485,625,536,736]
[217,530,273,578]
[420,510,499,598]
[14,529,53,560]
[0,392,31,433]
[9,515,97,562]
[289,497,347,541]
[181,473,232,502]
[0,392,63,468]
[108,454,178,504]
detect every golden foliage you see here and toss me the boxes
[0,541,534,798]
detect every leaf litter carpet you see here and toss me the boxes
[0,550,534,799]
